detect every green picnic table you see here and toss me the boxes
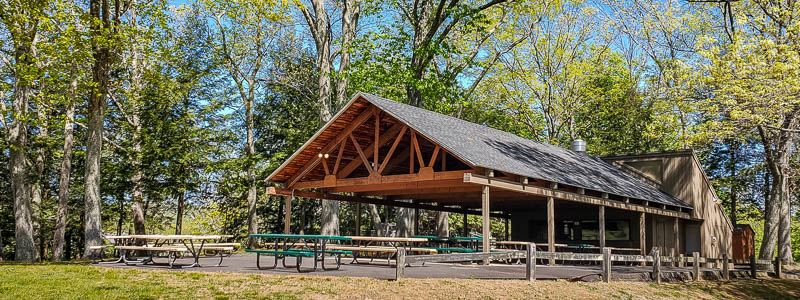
[247,233,352,272]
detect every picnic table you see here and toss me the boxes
[106,234,232,268]
[343,236,430,264]
[247,233,351,272]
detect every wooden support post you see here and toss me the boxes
[463,210,468,236]
[670,248,676,268]
[355,203,361,236]
[505,217,510,241]
[481,185,490,254]
[526,243,536,281]
[395,247,405,281]
[673,217,679,262]
[640,212,646,266]
[602,247,612,283]
[652,248,661,284]
[775,257,782,279]
[547,183,557,265]
[693,252,701,281]
[722,253,729,280]
[413,208,419,236]
[678,254,684,268]
[750,255,757,278]
[599,206,606,249]
[284,195,292,234]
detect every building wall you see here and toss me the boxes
[605,152,733,259]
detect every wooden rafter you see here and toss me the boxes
[427,145,440,168]
[411,131,424,167]
[333,140,345,174]
[378,125,407,174]
[286,105,375,187]
[322,157,330,174]
[337,123,405,179]
[374,110,379,169]
[349,133,374,175]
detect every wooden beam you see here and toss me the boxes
[441,151,446,171]
[286,106,375,187]
[329,179,471,193]
[333,138,345,174]
[463,173,693,219]
[349,133,375,175]
[321,157,330,175]
[411,131,425,167]
[266,187,508,218]
[294,169,469,189]
[378,126,407,174]
[428,146,440,168]
[337,123,405,179]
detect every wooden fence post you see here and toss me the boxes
[395,248,406,281]
[526,243,536,281]
[652,248,661,284]
[775,258,782,279]
[722,253,729,280]
[678,254,684,268]
[602,247,612,283]
[750,255,757,279]
[693,252,700,281]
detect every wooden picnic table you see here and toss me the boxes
[344,236,429,265]
[105,234,228,268]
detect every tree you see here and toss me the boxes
[0,0,47,261]
[695,0,800,264]
[205,0,289,246]
[84,0,121,257]
[297,0,363,236]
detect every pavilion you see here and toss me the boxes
[265,92,733,261]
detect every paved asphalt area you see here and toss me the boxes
[94,253,730,281]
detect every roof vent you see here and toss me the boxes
[571,139,586,152]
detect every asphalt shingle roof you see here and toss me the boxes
[359,92,692,209]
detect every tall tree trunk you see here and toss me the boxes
[729,141,737,225]
[31,100,48,261]
[757,124,796,263]
[367,204,381,227]
[175,192,185,235]
[53,76,76,261]
[245,88,259,247]
[335,0,360,108]
[303,0,339,236]
[84,0,112,258]
[436,212,449,237]
[395,200,414,237]
[129,0,147,237]
[9,38,36,262]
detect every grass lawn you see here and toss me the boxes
[1,262,799,299]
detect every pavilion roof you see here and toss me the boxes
[268,92,693,209]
